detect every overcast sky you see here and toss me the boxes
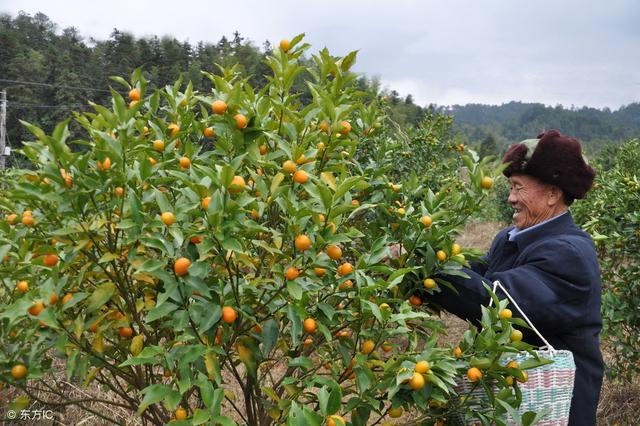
[2,0,639,109]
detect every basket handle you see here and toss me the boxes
[488,280,556,351]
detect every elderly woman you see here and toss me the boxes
[432,130,603,425]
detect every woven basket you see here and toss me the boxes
[452,281,576,425]
[510,349,575,425]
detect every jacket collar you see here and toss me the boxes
[508,211,576,251]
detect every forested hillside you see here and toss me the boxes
[1,11,638,163]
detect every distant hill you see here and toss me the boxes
[440,102,640,153]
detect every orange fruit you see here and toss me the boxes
[423,278,437,289]
[6,213,19,225]
[175,408,188,420]
[338,279,353,290]
[62,293,73,305]
[316,142,325,150]
[221,306,237,324]
[43,254,59,267]
[21,214,35,226]
[49,293,58,305]
[259,144,268,155]
[326,245,342,260]
[148,157,158,166]
[361,340,375,354]
[409,372,425,390]
[152,139,165,152]
[388,406,403,418]
[421,215,433,227]
[451,243,461,255]
[467,367,483,382]
[303,337,313,348]
[499,309,513,319]
[517,371,529,383]
[285,267,300,281]
[11,364,28,380]
[314,267,326,277]
[415,360,431,374]
[453,346,462,358]
[292,170,308,184]
[228,175,246,194]
[339,121,351,135]
[327,415,345,426]
[168,123,180,136]
[179,156,191,169]
[128,88,141,101]
[510,329,523,342]
[174,257,191,276]
[505,376,515,386]
[295,235,312,251]
[351,199,360,207]
[119,326,133,338]
[436,250,447,262]
[161,212,175,226]
[16,280,29,293]
[279,39,291,52]
[89,322,99,333]
[190,236,203,244]
[303,318,317,334]
[282,160,297,174]
[409,295,422,306]
[114,187,125,197]
[337,262,353,276]
[97,157,111,171]
[382,342,393,352]
[211,100,228,115]
[28,300,44,316]
[481,176,494,189]
[201,196,211,210]
[506,360,519,369]
[203,127,215,138]
[319,120,330,134]
[234,113,248,129]
[250,209,260,219]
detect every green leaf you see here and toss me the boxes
[146,302,179,322]
[333,176,362,202]
[155,190,171,213]
[210,416,237,426]
[86,282,116,313]
[262,319,279,356]
[222,237,243,253]
[136,384,180,415]
[287,280,303,300]
[98,252,119,263]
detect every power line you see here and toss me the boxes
[0,78,113,93]
[8,102,91,110]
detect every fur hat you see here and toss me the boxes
[502,130,596,199]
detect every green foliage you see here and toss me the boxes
[0,35,542,426]
[573,139,640,382]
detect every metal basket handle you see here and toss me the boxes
[488,280,556,351]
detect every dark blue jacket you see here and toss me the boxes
[432,212,603,425]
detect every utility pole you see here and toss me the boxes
[0,89,6,170]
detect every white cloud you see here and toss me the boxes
[2,0,639,108]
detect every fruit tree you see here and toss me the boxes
[0,35,547,425]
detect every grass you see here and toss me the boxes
[2,221,637,425]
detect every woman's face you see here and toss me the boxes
[507,174,559,229]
